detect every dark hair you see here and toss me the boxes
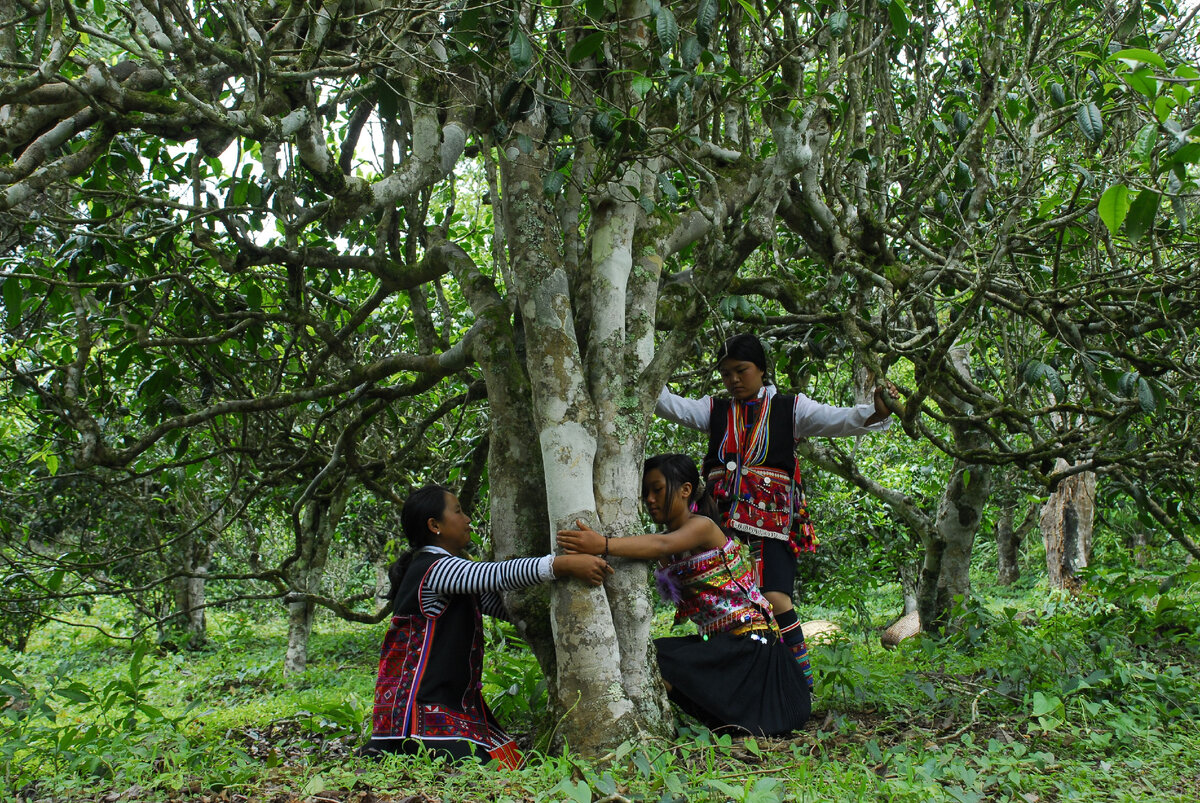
[644,454,724,522]
[714,333,771,384]
[388,485,452,606]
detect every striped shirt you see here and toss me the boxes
[417,546,555,619]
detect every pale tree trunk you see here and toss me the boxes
[1040,460,1096,590]
[172,526,217,648]
[1131,530,1149,568]
[499,152,643,753]
[898,562,919,615]
[915,422,993,631]
[995,503,1020,586]
[449,236,560,688]
[490,66,681,742]
[588,181,669,728]
[458,166,674,747]
[284,483,351,674]
[995,498,1037,586]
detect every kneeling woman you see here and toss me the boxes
[366,485,611,767]
[558,454,810,736]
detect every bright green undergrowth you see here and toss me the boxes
[3,558,1199,802]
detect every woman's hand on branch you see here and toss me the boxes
[552,554,613,586]
[557,520,604,556]
[872,379,902,419]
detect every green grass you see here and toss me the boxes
[3,560,1199,802]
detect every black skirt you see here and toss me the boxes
[655,632,811,736]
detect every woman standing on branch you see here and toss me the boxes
[655,334,898,686]
[558,454,810,736]
[364,485,611,767]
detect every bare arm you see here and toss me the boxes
[557,517,725,561]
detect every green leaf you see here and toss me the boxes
[546,779,591,803]
[1118,371,1139,398]
[696,0,719,45]
[1131,123,1157,162]
[829,10,850,36]
[1109,48,1167,70]
[1031,692,1062,717]
[568,31,605,63]
[47,569,66,592]
[1125,189,1159,245]
[655,7,678,51]
[1049,82,1067,108]
[1154,95,1174,123]
[681,35,702,68]
[137,703,168,721]
[543,171,566,196]
[1171,193,1188,234]
[954,159,972,191]
[657,171,679,202]
[1124,68,1158,99]
[1137,378,1155,414]
[735,0,761,25]
[1098,184,1130,234]
[888,0,910,37]
[631,75,653,97]
[509,27,533,70]
[55,686,95,704]
[1077,102,1104,143]
[1169,142,1200,165]
[1040,364,1065,400]
[589,111,614,145]
[515,133,534,154]
[1,276,21,325]
[242,281,263,311]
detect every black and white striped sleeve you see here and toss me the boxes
[419,554,555,618]
[479,591,508,620]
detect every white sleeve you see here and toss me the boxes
[654,386,712,432]
[792,393,892,439]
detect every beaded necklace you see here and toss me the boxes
[725,392,771,475]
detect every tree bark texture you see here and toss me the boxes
[1040,460,1096,591]
[498,150,650,751]
[899,562,919,615]
[916,425,993,631]
[284,483,351,674]
[172,532,216,648]
[995,504,1021,586]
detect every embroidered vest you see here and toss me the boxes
[371,551,510,754]
[704,394,818,552]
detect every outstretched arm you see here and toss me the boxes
[655,387,712,432]
[865,380,901,427]
[421,553,611,618]
[557,518,725,561]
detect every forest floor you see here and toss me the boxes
[3,565,1199,802]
